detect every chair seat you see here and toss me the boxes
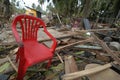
[23,41,53,66]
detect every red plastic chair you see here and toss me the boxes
[12,14,57,80]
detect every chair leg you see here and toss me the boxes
[16,51,20,63]
[16,49,20,63]
[46,59,52,69]
[16,47,24,63]
[16,60,28,80]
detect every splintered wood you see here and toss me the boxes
[56,37,93,51]
[64,55,79,80]
[62,62,114,80]
[85,64,120,80]
[91,33,120,65]
[62,33,120,80]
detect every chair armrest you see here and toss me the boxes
[12,20,23,47]
[44,29,57,52]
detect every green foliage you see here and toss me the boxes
[9,0,120,23]
[112,0,120,17]
[10,0,26,14]
[36,0,119,24]
[52,0,79,18]
[38,0,45,5]
[32,3,36,9]
[89,0,120,19]
[36,5,42,12]
[0,62,10,73]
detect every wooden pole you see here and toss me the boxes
[56,13,62,24]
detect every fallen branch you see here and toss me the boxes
[56,52,64,63]
[55,38,93,64]
[7,56,18,72]
[56,38,93,51]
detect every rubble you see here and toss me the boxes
[0,18,120,80]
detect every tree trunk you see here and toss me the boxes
[81,0,92,18]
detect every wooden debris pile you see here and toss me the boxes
[0,21,120,80]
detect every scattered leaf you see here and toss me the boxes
[0,62,10,73]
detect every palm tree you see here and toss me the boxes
[32,3,36,9]
[38,0,120,24]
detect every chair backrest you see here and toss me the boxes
[12,14,46,41]
[12,14,57,52]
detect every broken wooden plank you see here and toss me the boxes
[74,45,102,50]
[40,34,72,42]
[64,55,78,74]
[56,38,93,51]
[91,33,120,65]
[0,31,80,46]
[62,62,116,80]
[76,28,117,33]
[85,64,120,80]
[55,38,93,64]
[64,55,79,80]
